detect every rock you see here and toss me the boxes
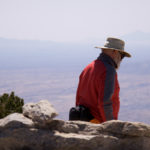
[23,100,58,125]
[102,120,150,137]
[0,117,150,150]
[0,100,150,150]
[0,113,34,128]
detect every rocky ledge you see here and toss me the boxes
[0,100,150,150]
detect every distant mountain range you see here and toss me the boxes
[0,37,97,70]
[0,31,150,73]
[122,31,150,44]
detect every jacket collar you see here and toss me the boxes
[97,53,117,68]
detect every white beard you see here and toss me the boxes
[116,61,121,70]
[114,58,121,70]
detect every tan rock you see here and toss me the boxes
[0,100,150,150]
[23,100,58,125]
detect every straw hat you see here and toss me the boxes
[95,37,131,57]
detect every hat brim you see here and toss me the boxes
[95,46,131,58]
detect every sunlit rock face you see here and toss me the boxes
[23,100,58,126]
[0,100,150,150]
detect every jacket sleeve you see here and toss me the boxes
[98,66,116,122]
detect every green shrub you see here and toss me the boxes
[0,92,24,118]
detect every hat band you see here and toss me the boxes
[104,43,124,50]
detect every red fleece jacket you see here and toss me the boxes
[76,53,120,123]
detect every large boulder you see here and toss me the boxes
[0,118,150,150]
[0,100,150,150]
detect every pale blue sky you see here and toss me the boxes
[0,0,150,42]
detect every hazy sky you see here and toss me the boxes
[0,0,150,42]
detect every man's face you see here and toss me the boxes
[113,51,124,69]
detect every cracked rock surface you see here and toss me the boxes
[0,100,150,150]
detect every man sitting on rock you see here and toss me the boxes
[70,37,131,123]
